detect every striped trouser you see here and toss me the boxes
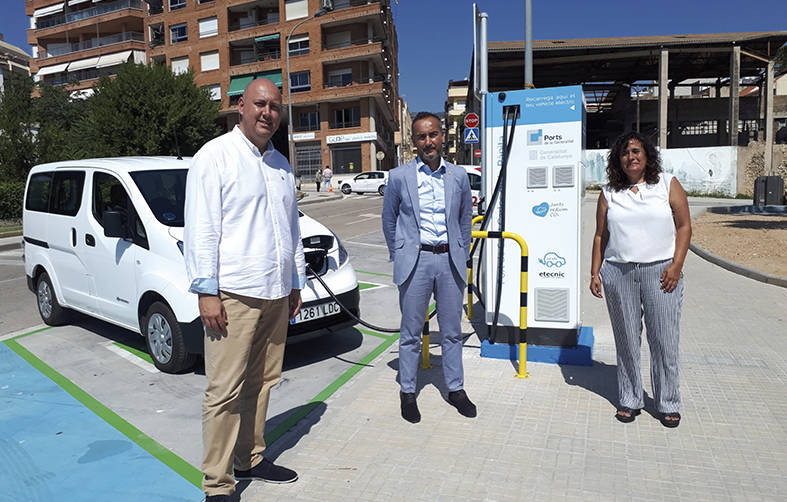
[601,259,683,413]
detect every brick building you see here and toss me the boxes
[25,0,400,175]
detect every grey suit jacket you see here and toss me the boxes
[381,159,473,286]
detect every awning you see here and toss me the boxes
[132,50,145,64]
[34,2,64,17]
[95,50,132,68]
[67,0,90,5]
[254,34,280,43]
[36,62,69,77]
[67,56,99,71]
[257,70,282,88]
[69,88,95,100]
[227,75,254,96]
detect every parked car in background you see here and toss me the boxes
[337,171,388,195]
[459,165,482,213]
[23,157,359,373]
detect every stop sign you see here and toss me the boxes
[474,149,482,158]
[464,113,479,128]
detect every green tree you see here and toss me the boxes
[73,62,220,158]
[34,82,86,164]
[0,73,37,181]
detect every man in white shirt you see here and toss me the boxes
[184,78,306,502]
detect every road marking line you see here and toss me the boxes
[346,241,388,248]
[358,281,387,291]
[104,342,158,373]
[357,213,381,220]
[0,276,25,284]
[356,269,393,278]
[0,324,49,342]
[0,259,24,266]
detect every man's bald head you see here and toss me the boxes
[238,78,282,150]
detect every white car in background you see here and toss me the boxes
[23,157,359,374]
[459,165,482,213]
[337,171,388,195]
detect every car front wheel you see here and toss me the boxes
[341,184,352,195]
[378,185,385,196]
[143,301,195,373]
[36,271,68,326]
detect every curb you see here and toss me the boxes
[690,207,787,289]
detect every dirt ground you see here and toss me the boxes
[691,211,787,278]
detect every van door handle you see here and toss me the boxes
[71,228,77,247]
[85,234,95,247]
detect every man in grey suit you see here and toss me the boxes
[382,111,476,423]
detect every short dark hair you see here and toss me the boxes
[606,131,662,191]
[411,111,441,136]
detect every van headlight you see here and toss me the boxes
[337,237,348,266]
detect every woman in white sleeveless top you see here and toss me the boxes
[589,132,691,428]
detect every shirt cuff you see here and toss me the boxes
[189,278,218,295]
[294,273,307,290]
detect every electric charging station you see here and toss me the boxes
[480,86,588,351]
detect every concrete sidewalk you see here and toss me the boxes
[237,196,787,502]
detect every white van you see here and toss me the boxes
[23,157,360,373]
[459,165,482,213]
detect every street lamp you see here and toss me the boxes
[286,1,333,172]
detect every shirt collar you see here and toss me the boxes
[416,156,446,175]
[233,125,274,157]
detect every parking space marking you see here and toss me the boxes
[346,241,388,248]
[0,259,23,266]
[356,269,393,277]
[104,342,158,373]
[0,276,26,285]
[3,332,203,488]
[358,281,387,291]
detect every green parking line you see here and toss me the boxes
[264,328,399,446]
[3,336,202,488]
[114,341,154,365]
[356,269,393,278]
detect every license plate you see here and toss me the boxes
[290,301,341,324]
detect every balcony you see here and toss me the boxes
[229,36,281,67]
[324,73,388,88]
[41,32,144,59]
[323,35,385,51]
[35,0,143,30]
[227,0,280,33]
[331,0,386,11]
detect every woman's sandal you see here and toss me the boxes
[615,407,641,423]
[659,412,681,428]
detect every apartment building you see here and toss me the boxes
[156,0,401,176]
[26,0,147,97]
[443,78,467,164]
[0,35,31,92]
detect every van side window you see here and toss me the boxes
[50,171,85,216]
[93,172,149,249]
[25,173,53,212]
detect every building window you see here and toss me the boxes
[325,31,351,50]
[198,0,215,3]
[327,68,352,87]
[200,51,220,72]
[285,0,308,21]
[333,106,360,128]
[171,56,189,75]
[295,142,322,177]
[678,120,717,136]
[296,111,320,131]
[149,23,165,47]
[205,84,221,101]
[169,0,186,11]
[331,145,362,174]
[170,23,188,44]
[290,71,310,93]
[288,34,309,56]
[198,17,218,38]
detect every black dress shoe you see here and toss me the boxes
[448,389,477,418]
[400,392,421,423]
[234,458,298,484]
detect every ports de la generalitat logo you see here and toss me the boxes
[527,129,543,145]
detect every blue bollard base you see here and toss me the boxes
[480,326,594,366]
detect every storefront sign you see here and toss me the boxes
[292,132,315,141]
[326,132,378,145]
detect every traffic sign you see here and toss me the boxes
[464,113,479,128]
[463,127,479,144]
[474,149,482,158]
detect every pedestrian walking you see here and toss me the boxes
[184,78,306,501]
[315,169,322,191]
[382,111,476,423]
[322,165,332,192]
[589,131,691,428]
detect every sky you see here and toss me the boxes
[2,0,785,113]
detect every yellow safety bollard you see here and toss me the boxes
[470,230,529,379]
[420,310,433,369]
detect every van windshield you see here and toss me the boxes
[130,169,187,227]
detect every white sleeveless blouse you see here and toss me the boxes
[602,172,676,263]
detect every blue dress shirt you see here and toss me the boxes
[416,157,448,246]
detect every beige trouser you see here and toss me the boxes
[201,291,289,496]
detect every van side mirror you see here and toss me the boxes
[103,210,128,238]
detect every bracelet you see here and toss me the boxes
[590,274,600,279]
